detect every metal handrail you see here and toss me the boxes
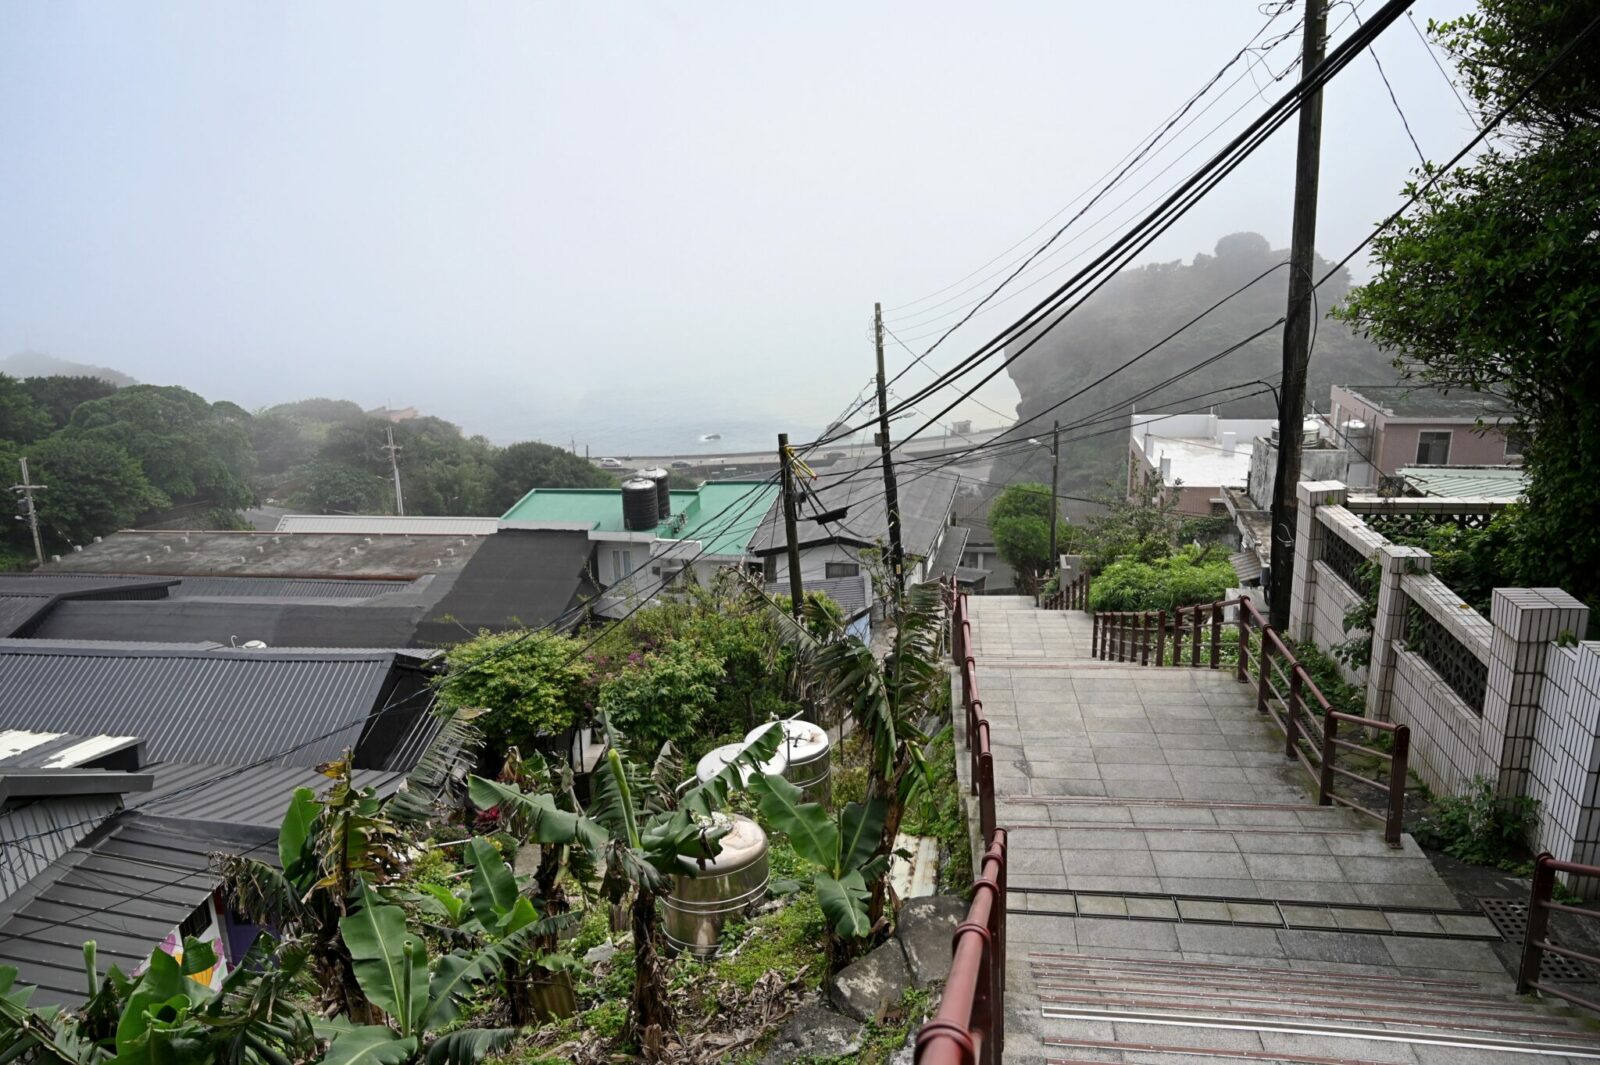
[917,580,1008,1064]
[1089,595,1410,847]
[1038,570,1091,612]
[1518,854,1600,1013]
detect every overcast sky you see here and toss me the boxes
[0,1,1476,450]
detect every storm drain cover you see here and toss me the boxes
[1479,897,1597,983]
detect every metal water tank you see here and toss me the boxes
[663,813,770,958]
[695,742,789,788]
[640,467,671,518]
[744,719,831,803]
[621,477,661,530]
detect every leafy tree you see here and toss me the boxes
[435,630,595,757]
[264,397,367,424]
[989,483,1063,593]
[1335,0,1600,610]
[17,435,167,547]
[1080,482,1180,572]
[598,642,724,752]
[292,460,392,514]
[18,376,118,433]
[247,411,318,477]
[67,385,254,511]
[318,416,496,516]
[0,374,52,444]
[490,440,616,509]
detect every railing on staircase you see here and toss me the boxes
[1037,570,1090,611]
[1518,855,1600,1012]
[1092,596,1411,848]
[917,582,1007,1065]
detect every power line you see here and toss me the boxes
[1353,8,1428,166]
[1406,9,1476,125]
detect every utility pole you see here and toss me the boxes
[1268,0,1327,631]
[1048,420,1060,574]
[383,426,406,517]
[10,458,46,567]
[777,433,805,620]
[873,302,906,601]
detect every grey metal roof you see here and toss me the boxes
[40,530,485,580]
[275,515,500,536]
[0,598,50,638]
[135,762,407,828]
[0,795,122,901]
[1343,384,1513,420]
[926,525,970,583]
[747,459,962,561]
[0,641,438,771]
[169,576,416,599]
[0,813,277,1006]
[412,529,597,648]
[29,598,434,650]
[0,575,181,638]
[0,731,143,770]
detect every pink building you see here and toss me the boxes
[1325,384,1520,489]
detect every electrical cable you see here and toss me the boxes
[1352,8,1428,166]
[1406,9,1476,125]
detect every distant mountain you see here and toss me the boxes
[1,351,137,387]
[993,232,1399,508]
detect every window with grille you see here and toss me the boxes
[825,562,860,578]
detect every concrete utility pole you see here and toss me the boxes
[874,302,906,601]
[383,426,406,517]
[777,433,805,621]
[10,458,46,567]
[1048,420,1061,574]
[1269,0,1327,631]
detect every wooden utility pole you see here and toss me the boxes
[383,426,406,517]
[10,458,45,567]
[874,302,906,601]
[1269,0,1327,631]
[777,433,805,620]
[1048,420,1061,573]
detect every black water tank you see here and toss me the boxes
[622,477,661,530]
[640,467,671,518]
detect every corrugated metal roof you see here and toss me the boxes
[0,795,122,900]
[0,731,141,769]
[748,460,961,561]
[1396,465,1528,500]
[169,576,415,599]
[0,598,50,638]
[274,515,500,536]
[136,762,406,827]
[0,813,277,1005]
[765,574,870,617]
[0,642,430,770]
[1229,550,1264,583]
[412,529,596,648]
[0,576,181,637]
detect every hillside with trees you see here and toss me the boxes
[993,232,1400,507]
[0,372,617,567]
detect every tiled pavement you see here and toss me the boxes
[957,596,1600,1064]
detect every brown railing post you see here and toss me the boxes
[1082,571,1091,613]
[977,744,996,843]
[1318,706,1337,806]
[1386,725,1410,849]
[1140,612,1151,666]
[1190,606,1202,667]
[1255,637,1272,716]
[1518,854,1557,994]
[1173,608,1184,666]
[1114,614,1124,662]
[1236,604,1251,683]
[1091,612,1098,659]
[1156,610,1168,667]
[1210,601,1222,670]
[1284,664,1303,760]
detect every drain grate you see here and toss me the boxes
[1479,897,1597,983]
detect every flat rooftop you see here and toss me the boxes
[41,529,483,580]
[501,480,779,558]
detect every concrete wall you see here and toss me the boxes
[1377,424,1515,472]
[1308,559,1367,689]
[1530,642,1600,872]
[1390,645,1487,796]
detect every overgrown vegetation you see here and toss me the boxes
[1089,547,1236,612]
[1413,776,1539,871]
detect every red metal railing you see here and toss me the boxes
[1038,570,1090,611]
[1518,854,1600,1012]
[1092,597,1410,847]
[918,582,1007,1065]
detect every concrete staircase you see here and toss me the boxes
[955,595,1600,1064]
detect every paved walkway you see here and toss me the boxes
[957,596,1600,1065]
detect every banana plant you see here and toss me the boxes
[320,883,512,1065]
[748,772,889,954]
[415,837,583,1024]
[467,717,784,1045]
[219,757,405,1020]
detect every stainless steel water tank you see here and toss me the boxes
[694,741,788,788]
[662,813,769,958]
[744,719,831,803]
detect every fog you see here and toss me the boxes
[0,0,1474,451]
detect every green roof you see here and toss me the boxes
[1396,466,1527,500]
[500,481,779,558]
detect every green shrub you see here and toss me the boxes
[435,629,593,755]
[1413,776,1537,868]
[1089,549,1236,612]
[599,641,724,752]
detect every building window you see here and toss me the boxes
[762,556,777,582]
[1415,431,1452,465]
[825,562,860,578]
[1505,429,1529,460]
[610,549,632,582]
